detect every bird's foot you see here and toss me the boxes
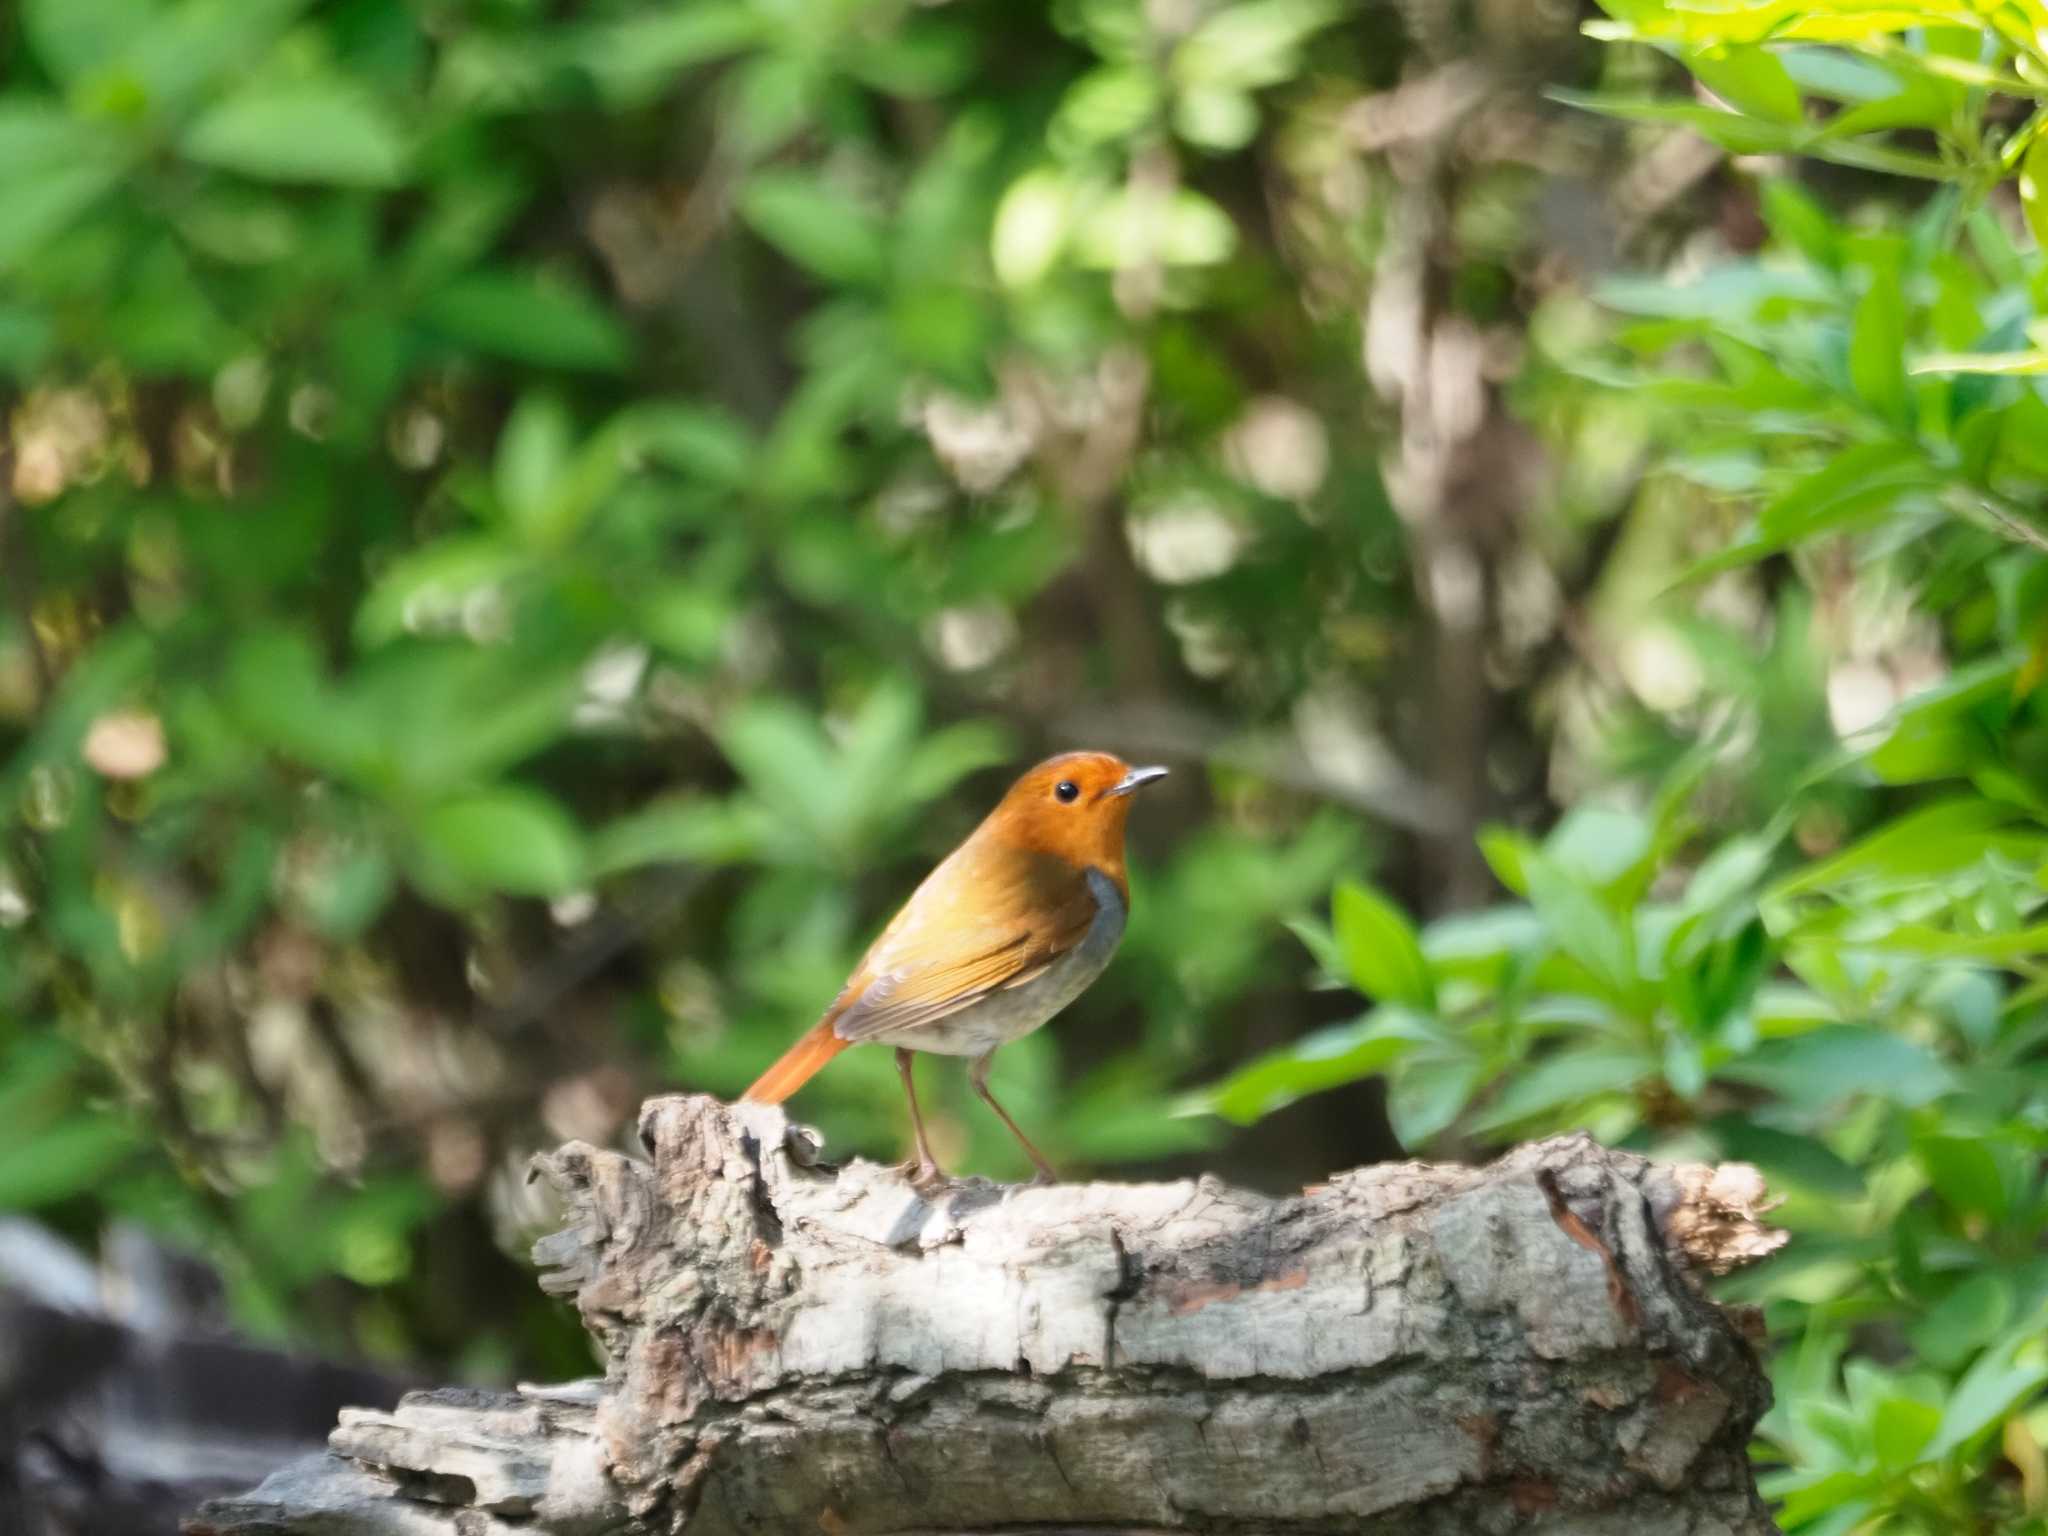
[896,1156,948,1192]
[1027,1166,1060,1188]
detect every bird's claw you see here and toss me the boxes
[896,1156,948,1192]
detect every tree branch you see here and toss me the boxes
[190,1095,1786,1535]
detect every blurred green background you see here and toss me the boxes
[8,0,2048,1527]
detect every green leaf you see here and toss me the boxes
[417,270,632,372]
[0,105,130,273]
[297,844,394,941]
[639,581,736,663]
[1860,923,2048,960]
[588,798,764,876]
[1477,825,1533,895]
[1758,440,1930,545]
[991,168,1075,287]
[1928,1327,2048,1459]
[227,628,370,777]
[1544,804,1651,889]
[1912,1273,2013,1370]
[1594,260,1831,320]
[1554,89,1948,177]
[494,392,573,527]
[1660,1033,1705,1100]
[1910,349,2048,376]
[415,789,584,899]
[1872,1396,1940,1470]
[1470,1047,1649,1133]
[1669,534,1778,586]
[492,400,628,550]
[1817,61,1956,139]
[1172,0,1343,92]
[2023,132,2048,255]
[114,0,311,111]
[1915,1134,2009,1222]
[833,679,923,830]
[1759,179,1838,268]
[725,51,816,155]
[845,18,978,98]
[1052,66,1162,150]
[1174,86,1259,150]
[1771,1472,1877,1529]
[1778,45,1899,103]
[1848,260,1909,427]
[1551,90,1805,153]
[1331,879,1434,1009]
[0,1036,86,1134]
[1681,45,1803,124]
[1074,186,1236,269]
[354,536,529,648]
[0,101,117,172]
[1524,850,1634,995]
[1866,659,2016,782]
[1285,915,1346,982]
[569,3,766,106]
[1422,905,1547,977]
[182,81,409,186]
[739,170,888,287]
[899,721,1012,806]
[1387,1056,1486,1149]
[0,1114,138,1208]
[24,0,152,83]
[396,169,529,293]
[1710,1116,1865,1198]
[631,403,756,487]
[717,698,841,853]
[364,652,580,798]
[1195,1008,1433,1125]
[0,159,126,274]
[1767,797,2019,902]
[1717,1025,1956,1107]
[1680,836,1772,925]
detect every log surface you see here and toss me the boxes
[189,1094,1787,1535]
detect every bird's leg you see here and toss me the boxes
[969,1051,1059,1185]
[895,1048,945,1188]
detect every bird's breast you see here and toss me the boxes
[908,867,1127,1058]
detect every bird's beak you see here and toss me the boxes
[1107,765,1169,797]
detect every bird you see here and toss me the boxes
[742,750,1168,1185]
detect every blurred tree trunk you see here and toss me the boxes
[0,1219,415,1536]
[192,1096,1784,1535]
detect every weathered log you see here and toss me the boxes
[189,1094,1786,1535]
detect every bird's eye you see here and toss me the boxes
[1054,780,1080,803]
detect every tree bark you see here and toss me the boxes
[188,1094,1786,1536]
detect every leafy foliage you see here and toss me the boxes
[6,0,2048,1526]
[0,0,1398,1371]
[1198,2,2048,1528]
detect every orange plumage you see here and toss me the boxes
[741,1021,848,1106]
[742,751,1167,1183]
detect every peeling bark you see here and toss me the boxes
[189,1095,1786,1536]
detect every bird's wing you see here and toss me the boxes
[827,845,1101,1045]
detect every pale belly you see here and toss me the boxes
[893,867,1126,1059]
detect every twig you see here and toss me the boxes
[1968,491,2048,556]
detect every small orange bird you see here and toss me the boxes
[743,751,1167,1185]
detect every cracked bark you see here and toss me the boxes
[188,1094,1786,1536]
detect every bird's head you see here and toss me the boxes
[981,751,1168,878]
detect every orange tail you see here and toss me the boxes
[742,1020,849,1104]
